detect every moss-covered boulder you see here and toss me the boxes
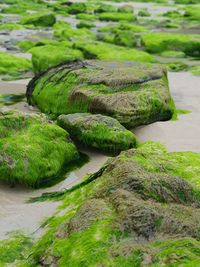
[27,60,174,128]
[99,12,136,22]
[27,142,200,265]
[67,2,87,14]
[57,113,137,152]
[30,45,83,73]
[0,110,79,187]
[141,32,200,57]
[0,52,32,79]
[20,12,56,27]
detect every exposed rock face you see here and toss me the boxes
[0,110,79,187]
[57,113,137,152]
[33,142,200,266]
[27,60,175,128]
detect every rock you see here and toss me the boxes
[57,113,137,152]
[0,110,79,187]
[35,142,200,266]
[20,13,56,27]
[27,60,174,128]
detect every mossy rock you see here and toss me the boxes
[94,3,117,13]
[141,32,200,57]
[75,41,155,62]
[67,2,87,14]
[20,12,56,27]
[25,142,200,265]
[0,52,32,79]
[30,45,83,73]
[118,5,134,13]
[27,60,174,128]
[0,110,79,187]
[57,113,137,152]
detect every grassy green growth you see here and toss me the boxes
[0,52,32,79]
[0,232,32,266]
[0,23,24,31]
[67,2,87,14]
[57,113,137,153]
[76,13,97,21]
[99,12,136,22]
[75,41,155,62]
[77,20,95,29]
[30,45,83,73]
[0,111,79,187]
[138,8,151,17]
[20,12,56,27]
[14,141,200,266]
[141,32,200,57]
[53,21,95,41]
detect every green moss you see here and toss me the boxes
[67,2,87,14]
[118,5,134,13]
[171,109,191,120]
[191,66,200,76]
[57,113,137,153]
[0,52,32,78]
[53,21,95,41]
[0,23,24,30]
[77,20,95,29]
[166,62,188,72]
[0,233,32,265]
[94,3,117,13]
[75,41,155,62]
[99,12,136,22]
[141,32,200,57]
[76,13,97,21]
[0,111,79,187]
[138,8,151,17]
[159,50,186,58]
[184,5,200,21]
[30,45,83,73]
[20,12,56,27]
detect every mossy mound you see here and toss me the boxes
[0,110,79,187]
[67,2,87,14]
[141,32,200,57]
[26,142,200,266]
[0,52,32,79]
[57,113,137,153]
[30,45,83,73]
[20,13,56,27]
[75,41,155,62]
[27,60,174,128]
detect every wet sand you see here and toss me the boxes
[135,72,200,152]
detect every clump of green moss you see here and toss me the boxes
[138,8,151,17]
[99,12,136,22]
[30,45,83,73]
[0,232,32,265]
[75,41,155,62]
[118,5,134,13]
[0,23,24,31]
[0,52,32,79]
[57,113,137,153]
[141,32,200,57]
[53,21,95,41]
[20,12,56,27]
[77,20,95,29]
[0,110,79,187]
[27,60,174,128]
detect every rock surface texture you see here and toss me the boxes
[27,60,174,128]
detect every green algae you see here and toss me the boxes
[57,113,137,153]
[30,45,83,73]
[0,23,24,31]
[99,12,136,22]
[20,12,56,27]
[13,141,200,266]
[0,52,32,78]
[0,111,79,187]
[0,232,32,266]
[141,33,200,57]
[75,41,155,62]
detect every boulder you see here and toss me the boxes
[0,110,79,187]
[27,60,175,128]
[57,113,137,152]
